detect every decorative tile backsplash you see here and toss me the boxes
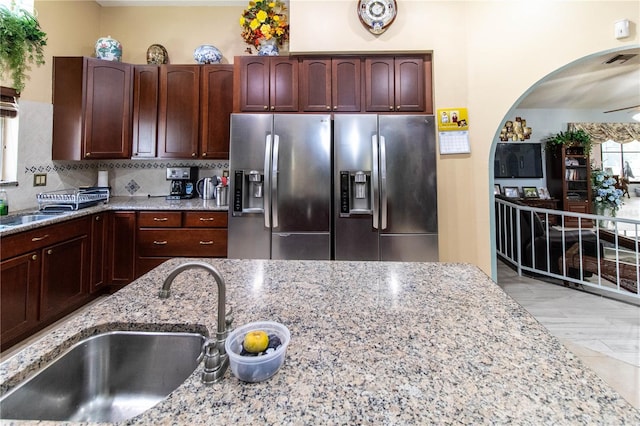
[5,100,229,211]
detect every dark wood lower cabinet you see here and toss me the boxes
[136,211,228,277]
[0,217,92,351]
[110,211,137,290]
[40,234,90,323]
[0,209,225,351]
[0,252,40,349]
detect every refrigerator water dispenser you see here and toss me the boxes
[340,171,372,216]
[232,170,264,215]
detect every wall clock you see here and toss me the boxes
[357,0,397,35]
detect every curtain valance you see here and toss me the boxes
[568,122,640,144]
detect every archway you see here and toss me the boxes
[489,45,640,281]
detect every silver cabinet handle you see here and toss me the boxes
[199,217,215,222]
[32,234,49,242]
[153,217,168,222]
[272,134,280,229]
[372,135,379,230]
[153,240,168,245]
[199,241,214,245]
[264,134,272,228]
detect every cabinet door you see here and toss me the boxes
[300,58,331,112]
[132,65,159,158]
[40,235,90,322]
[111,211,137,287]
[200,65,234,159]
[90,213,109,293]
[1,252,40,350]
[270,57,299,111]
[158,65,200,158]
[332,57,362,112]
[394,57,424,112]
[84,58,133,159]
[365,57,395,112]
[237,56,271,112]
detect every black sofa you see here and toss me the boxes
[495,195,600,275]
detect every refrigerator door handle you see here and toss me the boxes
[264,134,272,228]
[371,135,379,230]
[272,134,280,228]
[380,135,388,230]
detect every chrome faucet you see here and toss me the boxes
[159,261,233,384]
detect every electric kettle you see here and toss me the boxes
[196,177,216,200]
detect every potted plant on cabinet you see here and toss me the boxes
[543,128,593,156]
[0,5,47,92]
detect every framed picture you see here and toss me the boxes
[503,186,520,198]
[494,184,501,195]
[538,187,550,199]
[522,187,539,198]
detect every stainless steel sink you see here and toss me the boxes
[0,331,206,422]
[0,211,69,227]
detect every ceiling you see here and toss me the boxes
[517,47,640,115]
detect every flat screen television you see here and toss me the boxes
[494,143,544,178]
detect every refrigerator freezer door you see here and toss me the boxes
[271,114,332,260]
[228,114,273,259]
[333,114,379,260]
[378,115,438,261]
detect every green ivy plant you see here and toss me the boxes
[543,129,593,156]
[0,5,47,92]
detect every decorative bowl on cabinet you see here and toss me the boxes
[193,44,222,64]
[95,35,122,61]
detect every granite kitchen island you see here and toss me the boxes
[1,259,638,424]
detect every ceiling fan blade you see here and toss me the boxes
[603,104,640,113]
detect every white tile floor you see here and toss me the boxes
[497,261,640,410]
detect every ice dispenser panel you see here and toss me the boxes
[340,171,372,216]
[233,170,264,216]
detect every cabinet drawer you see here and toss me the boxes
[1,217,91,260]
[137,229,227,257]
[183,211,228,228]
[138,211,182,228]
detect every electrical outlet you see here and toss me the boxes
[33,173,47,187]
[222,170,229,177]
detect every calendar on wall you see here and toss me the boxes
[436,107,471,155]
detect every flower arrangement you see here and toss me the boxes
[592,169,624,215]
[239,0,289,51]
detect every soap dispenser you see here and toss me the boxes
[0,189,8,216]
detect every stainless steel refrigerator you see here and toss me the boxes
[228,113,332,260]
[334,114,438,261]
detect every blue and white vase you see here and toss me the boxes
[193,45,222,64]
[257,38,279,56]
[95,36,122,62]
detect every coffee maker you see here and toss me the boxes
[166,167,198,199]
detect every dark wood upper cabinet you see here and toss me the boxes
[300,57,362,112]
[157,65,200,158]
[235,56,298,112]
[132,65,159,158]
[53,57,133,160]
[365,56,429,113]
[200,65,234,159]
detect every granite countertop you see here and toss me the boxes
[0,196,228,236]
[1,259,638,424]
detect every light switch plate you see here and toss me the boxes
[34,173,47,187]
[615,19,630,39]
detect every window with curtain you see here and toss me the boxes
[601,139,640,183]
[0,87,19,183]
[569,122,640,183]
[0,0,34,11]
